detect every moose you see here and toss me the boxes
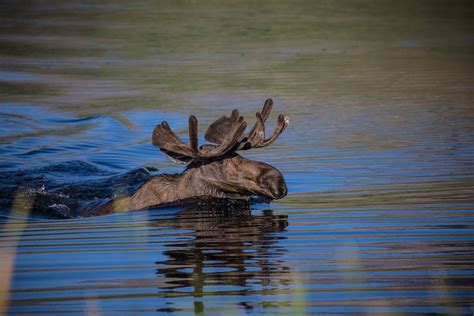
[64,99,289,217]
[94,98,289,215]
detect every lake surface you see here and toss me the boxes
[1,0,474,314]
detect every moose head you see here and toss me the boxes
[96,99,289,216]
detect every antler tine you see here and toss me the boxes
[152,121,196,161]
[230,109,240,121]
[243,99,272,142]
[199,116,247,157]
[256,114,289,148]
[260,98,273,122]
[251,112,265,146]
[159,121,182,145]
[236,112,264,150]
[236,98,288,150]
[189,115,199,154]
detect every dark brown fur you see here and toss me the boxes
[93,153,286,216]
[84,99,289,216]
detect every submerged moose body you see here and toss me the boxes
[12,99,289,218]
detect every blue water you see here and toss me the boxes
[1,1,474,315]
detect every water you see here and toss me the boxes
[1,0,474,314]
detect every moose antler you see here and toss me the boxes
[152,112,247,163]
[205,98,289,150]
[152,98,288,163]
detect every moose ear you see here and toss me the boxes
[204,109,240,144]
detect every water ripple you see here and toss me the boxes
[1,0,474,314]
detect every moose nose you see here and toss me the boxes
[271,176,288,199]
[259,168,288,200]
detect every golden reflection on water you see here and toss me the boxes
[0,191,32,315]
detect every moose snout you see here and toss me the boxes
[269,180,287,199]
[258,168,288,200]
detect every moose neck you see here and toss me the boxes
[107,166,238,214]
[129,173,186,210]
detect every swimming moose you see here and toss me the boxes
[87,99,289,216]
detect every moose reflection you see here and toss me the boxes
[89,98,289,216]
[152,202,289,313]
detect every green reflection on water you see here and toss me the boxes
[1,0,472,115]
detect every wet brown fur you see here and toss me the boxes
[86,99,288,216]
[96,153,287,215]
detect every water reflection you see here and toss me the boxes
[153,204,289,313]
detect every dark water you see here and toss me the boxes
[1,1,474,314]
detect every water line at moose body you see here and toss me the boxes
[1,0,474,314]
